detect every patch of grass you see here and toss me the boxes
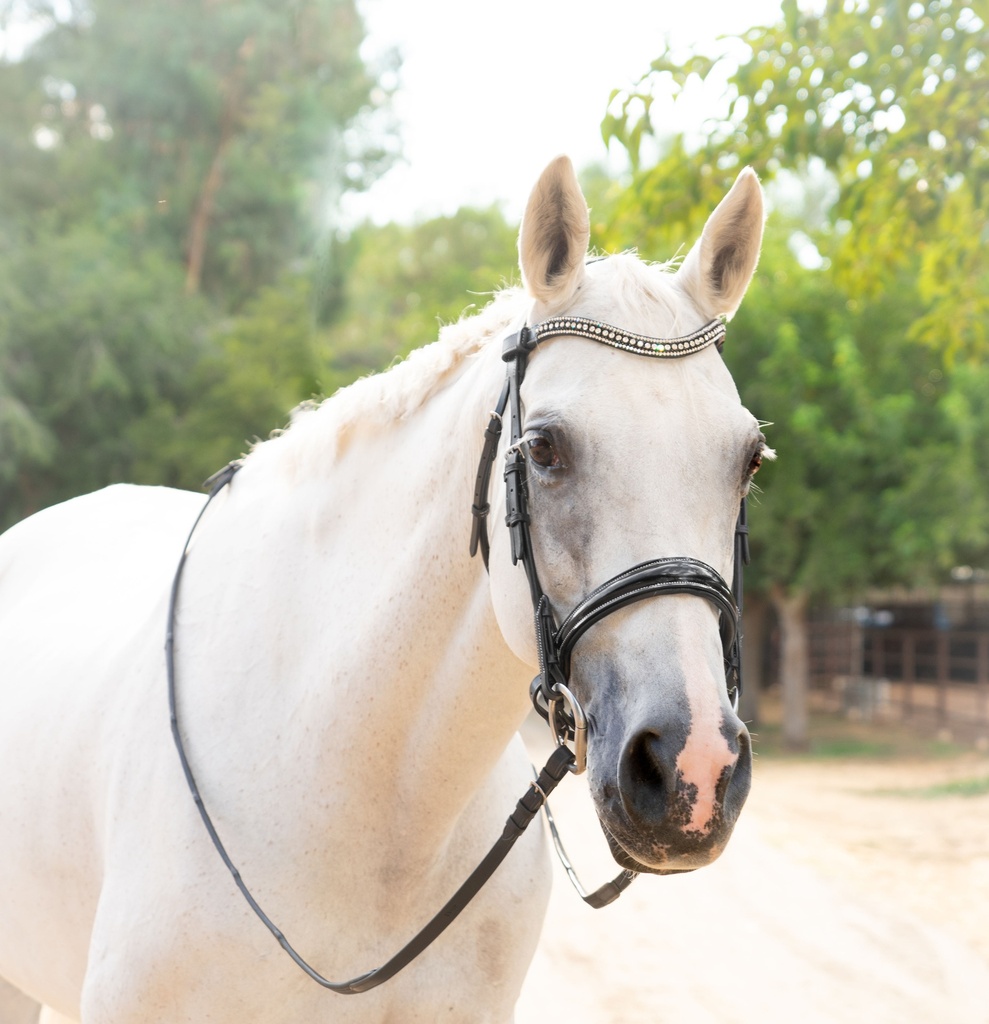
[808,737,898,759]
[872,775,989,799]
[750,707,972,761]
[749,720,899,759]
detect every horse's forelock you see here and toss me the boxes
[579,253,686,334]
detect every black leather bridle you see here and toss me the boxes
[165,311,750,995]
[470,314,748,774]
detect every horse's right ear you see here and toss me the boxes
[518,156,590,311]
[676,167,764,320]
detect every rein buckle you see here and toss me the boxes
[547,682,587,775]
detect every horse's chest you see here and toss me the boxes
[86,831,547,1023]
[83,747,550,1023]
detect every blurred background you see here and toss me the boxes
[0,1,987,1020]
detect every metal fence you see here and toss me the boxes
[808,617,989,736]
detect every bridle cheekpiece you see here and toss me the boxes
[470,313,747,778]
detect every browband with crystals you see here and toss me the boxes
[529,316,725,357]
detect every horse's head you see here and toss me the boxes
[489,156,766,874]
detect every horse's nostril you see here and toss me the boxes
[724,722,752,817]
[628,731,665,786]
[620,731,671,823]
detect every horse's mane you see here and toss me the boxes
[250,253,682,478]
[250,287,526,478]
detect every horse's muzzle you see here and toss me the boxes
[593,714,752,874]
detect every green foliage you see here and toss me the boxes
[598,1,989,607]
[0,0,392,524]
[128,273,324,490]
[752,707,972,759]
[728,223,989,602]
[604,0,989,360]
[0,225,205,527]
[129,204,521,492]
[878,775,989,797]
[1,0,391,304]
[325,206,519,372]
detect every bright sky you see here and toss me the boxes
[346,0,784,225]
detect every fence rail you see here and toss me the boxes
[809,622,989,734]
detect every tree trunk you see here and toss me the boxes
[184,46,249,294]
[738,593,769,726]
[184,139,230,295]
[771,585,810,750]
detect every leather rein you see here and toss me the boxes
[165,313,748,995]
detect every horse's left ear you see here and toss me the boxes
[518,155,590,310]
[676,167,764,320]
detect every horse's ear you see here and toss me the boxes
[676,167,764,320]
[518,156,590,309]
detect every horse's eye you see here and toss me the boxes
[749,449,763,476]
[526,436,562,470]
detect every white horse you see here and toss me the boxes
[0,156,765,1023]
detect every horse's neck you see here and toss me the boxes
[190,332,530,852]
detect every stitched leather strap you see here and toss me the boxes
[469,379,510,567]
[338,745,575,994]
[554,556,738,676]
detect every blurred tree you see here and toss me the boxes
[325,205,519,373]
[725,224,989,743]
[0,0,392,304]
[123,204,521,492]
[604,0,989,359]
[0,225,204,527]
[0,0,393,524]
[600,0,989,744]
[127,272,323,489]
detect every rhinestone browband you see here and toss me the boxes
[531,316,725,358]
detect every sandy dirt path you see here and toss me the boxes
[2,727,986,1024]
[516,725,989,1024]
